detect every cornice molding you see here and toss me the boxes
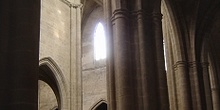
[111,9,130,22]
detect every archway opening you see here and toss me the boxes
[39,64,60,110]
[94,102,107,110]
[38,80,58,110]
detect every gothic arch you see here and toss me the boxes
[162,0,187,63]
[196,1,220,60]
[39,57,68,110]
[90,99,107,110]
[82,0,103,31]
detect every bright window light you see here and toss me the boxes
[94,22,106,60]
[163,40,167,71]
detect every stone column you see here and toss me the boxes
[0,0,40,109]
[152,13,169,109]
[208,55,220,110]
[188,61,204,110]
[110,1,135,109]
[70,2,82,110]
[201,62,213,110]
[131,8,144,110]
[103,0,117,110]
[174,61,192,110]
[135,9,159,110]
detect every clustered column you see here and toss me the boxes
[174,61,192,110]
[208,55,220,110]
[201,62,212,110]
[0,0,40,109]
[104,0,169,109]
[152,12,169,109]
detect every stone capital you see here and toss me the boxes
[111,9,129,22]
[60,0,83,8]
[71,3,83,8]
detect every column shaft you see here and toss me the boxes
[103,0,116,110]
[70,4,82,110]
[201,62,213,110]
[152,13,169,109]
[0,0,40,109]
[111,9,135,110]
[174,61,192,110]
[208,57,220,110]
[137,11,159,110]
[131,11,143,110]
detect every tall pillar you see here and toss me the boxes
[166,38,178,110]
[108,0,136,109]
[131,7,144,110]
[70,2,82,110]
[174,61,192,110]
[103,0,117,110]
[0,0,40,109]
[111,9,135,110]
[188,61,204,110]
[208,55,220,110]
[131,0,160,109]
[105,0,169,109]
[135,9,159,110]
[152,13,170,109]
[201,62,213,110]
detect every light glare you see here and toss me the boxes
[94,23,106,60]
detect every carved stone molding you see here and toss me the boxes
[131,10,152,20]
[188,61,199,68]
[173,61,187,69]
[111,9,130,22]
[60,0,72,7]
[71,3,83,8]
[60,0,83,8]
[39,57,68,110]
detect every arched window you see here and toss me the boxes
[94,22,106,61]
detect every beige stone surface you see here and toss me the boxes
[82,6,107,110]
[40,0,71,82]
[39,0,71,109]
[39,80,58,110]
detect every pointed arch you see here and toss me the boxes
[162,0,187,62]
[39,57,68,110]
[90,99,107,110]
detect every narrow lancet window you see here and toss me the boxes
[94,22,106,60]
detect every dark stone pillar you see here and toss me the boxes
[0,0,40,109]
[201,62,213,110]
[208,57,220,110]
[174,61,192,110]
[111,9,135,110]
[103,0,117,110]
[136,11,159,110]
[152,13,169,109]
[188,61,204,110]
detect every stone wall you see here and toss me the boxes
[38,80,58,110]
[82,6,107,110]
[39,0,70,109]
[40,0,70,81]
